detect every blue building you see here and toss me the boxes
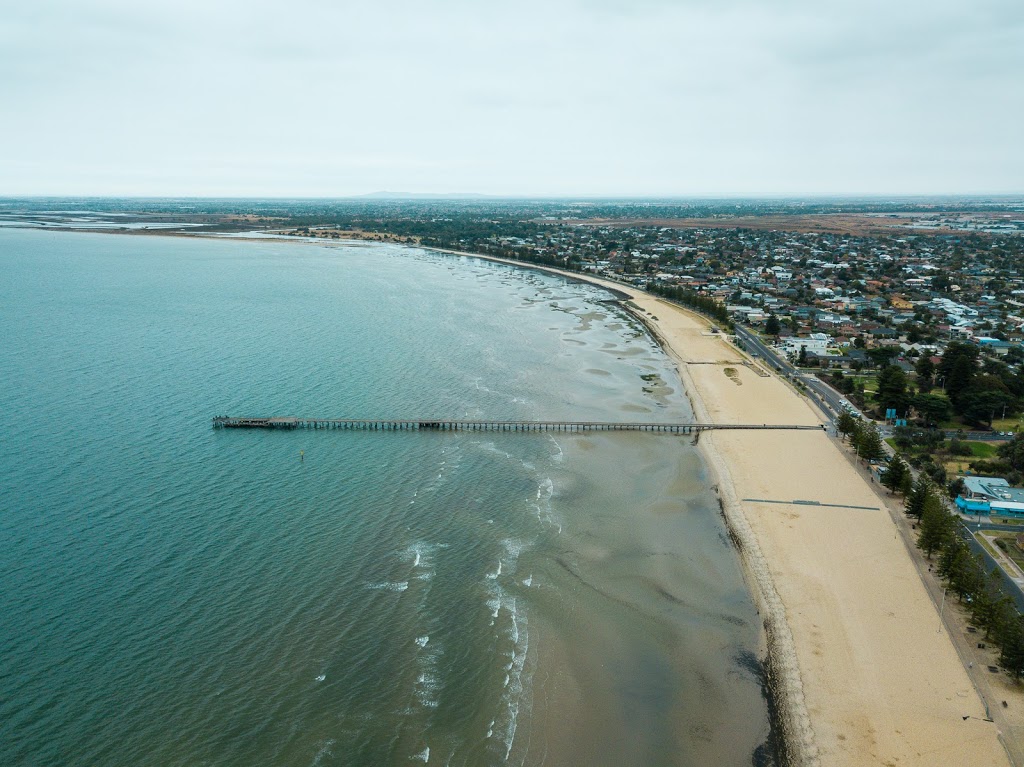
[956,477,1024,517]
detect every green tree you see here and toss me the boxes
[947,355,977,405]
[892,426,915,451]
[947,477,966,501]
[915,356,935,390]
[899,470,913,496]
[989,594,1019,650]
[836,411,859,440]
[855,421,886,463]
[969,567,1007,638]
[960,390,1015,427]
[765,313,780,337]
[948,437,973,456]
[998,434,1024,472]
[876,364,910,416]
[911,393,952,424]
[867,347,898,368]
[905,474,931,520]
[939,342,979,401]
[939,536,974,598]
[917,493,953,559]
[881,453,910,494]
[998,614,1024,681]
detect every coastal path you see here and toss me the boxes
[212,416,826,433]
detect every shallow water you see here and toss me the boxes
[0,229,773,766]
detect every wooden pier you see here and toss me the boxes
[212,416,824,434]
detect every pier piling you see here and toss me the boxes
[211,416,823,434]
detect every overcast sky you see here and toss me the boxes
[2,0,1021,197]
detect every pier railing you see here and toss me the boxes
[212,416,824,433]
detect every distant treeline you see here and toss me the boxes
[4,196,1022,220]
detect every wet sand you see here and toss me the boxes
[441,252,1010,767]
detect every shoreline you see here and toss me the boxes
[424,248,816,764]
[420,246,1010,766]
[15,228,1011,764]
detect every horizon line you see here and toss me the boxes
[2,192,1024,202]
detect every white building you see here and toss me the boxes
[778,333,831,357]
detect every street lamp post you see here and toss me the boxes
[938,586,948,633]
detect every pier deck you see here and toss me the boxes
[212,416,824,433]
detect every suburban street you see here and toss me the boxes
[732,325,1014,442]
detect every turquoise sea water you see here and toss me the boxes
[0,229,774,766]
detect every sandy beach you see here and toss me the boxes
[641,298,1008,766]
[436,251,1011,766]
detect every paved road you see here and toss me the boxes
[943,430,1013,442]
[959,517,1022,534]
[732,326,849,420]
[956,523,1024,612]
[801,375,851,417]
[733,325,795,375]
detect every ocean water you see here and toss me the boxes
[0,229,774,766]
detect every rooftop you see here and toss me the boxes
[963,477,1024,504]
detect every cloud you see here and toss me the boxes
[0,0,1020,195]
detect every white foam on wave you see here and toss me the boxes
[403,542,446,581]
[472,441,513,461]
[366,581,409,592]
[547,434,564,463]
[486,596,500,622]
[486,560,502,580]
[309,739,335,767]
[531,478,561,532]
[483,582,533,761]
[411,746,429,762]
[501,538,527,571]
[523,575,533,587]
[415,671,440,708]
[498,594,530,761]
[414,644,443,709]
[411,625,444,709]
